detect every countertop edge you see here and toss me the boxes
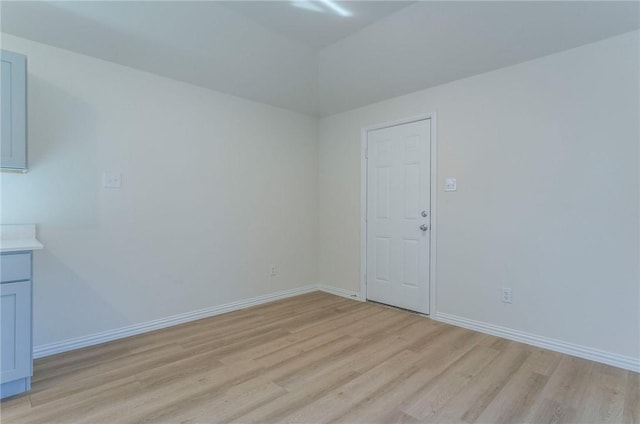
[0,240,45,253]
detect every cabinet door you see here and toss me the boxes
[1,281,32,383]
[0,50,27,170]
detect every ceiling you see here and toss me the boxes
[1,1,639,117]
[221,1,415,49]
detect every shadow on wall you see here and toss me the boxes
[32,249,128,346]
[1,74,100,228]
[0,75,115,345]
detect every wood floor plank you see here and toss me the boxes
[624,371,640,424]
[242,350,422,424]
[491,354,588,424]
[328,329,490,424]
[219,302,377,365]
[88,358,267,423]
[177,377,287,424]
[277,317,440,394]
[399,344,500,420]
[575,363,628,423]
[29,343,187,406]
[1,292,636,424]
[5,376,143,424]
[472,370,549,423]
[436,344,531,423]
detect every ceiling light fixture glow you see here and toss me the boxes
[317,0,353,17]
[291,0,324,13]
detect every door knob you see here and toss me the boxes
[420,224,429,231]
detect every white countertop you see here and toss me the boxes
[0,224,44,253]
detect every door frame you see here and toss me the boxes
[360,113,437,315]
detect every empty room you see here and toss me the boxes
[0,1,638,422]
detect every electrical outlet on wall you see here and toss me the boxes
[502,288,512,303]
[269,265,277,277]
[444,178,457,191]
[103,172,122,188]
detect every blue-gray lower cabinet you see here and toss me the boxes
[0,252,33,399]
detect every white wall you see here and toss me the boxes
[0,34,318,347]
[318,32,640,360]
[1,30,638,366]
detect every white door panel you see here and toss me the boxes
[366,119,430,313]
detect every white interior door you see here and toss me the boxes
[366,119,431,314]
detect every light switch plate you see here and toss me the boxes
[103,172,122,188]
[445,178,457,191]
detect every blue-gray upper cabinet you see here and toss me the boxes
[0,50,27,171]
[0,252,33,399]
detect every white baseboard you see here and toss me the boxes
[316,284,364,301]
[33,285,317,359]
[434,312,640,373]
[35,285,637,373]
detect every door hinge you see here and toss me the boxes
[365,146,368,159]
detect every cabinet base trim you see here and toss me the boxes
[1,377,31,399]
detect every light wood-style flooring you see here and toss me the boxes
[1,291,638,423]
